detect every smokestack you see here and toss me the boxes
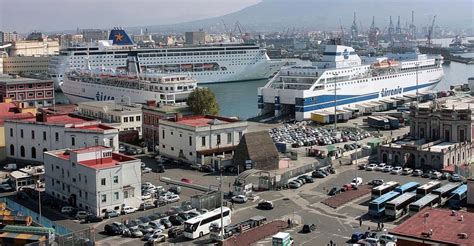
[35,112,47,122]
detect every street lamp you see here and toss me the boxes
[333,73,339,130]
[415,63,419,102]
[36,180,42,225]
[217,154,225,240]
[354,123,358,179]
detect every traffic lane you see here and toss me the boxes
[231,198,299,223]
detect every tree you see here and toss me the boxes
[187,88,220,115]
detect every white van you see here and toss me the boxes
[379,234,397,243]
[122,206,136,214]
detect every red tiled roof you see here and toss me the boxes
[391,208,474,245]
[0,102,35,126]
[174,115,236,127]
[73,124,116,131]
[22,114,91,125]
[71,146,109,154]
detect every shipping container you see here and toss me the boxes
[367,116,391,130]
[385,116,400,129]
[310,112,331,124]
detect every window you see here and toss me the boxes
[101,194,106,203]
[239,131,243,140]
[20,146,25,157]
[124,190,129,198]
[20,129,24,138]
[113,176,118,184]
[9,128,13,137]
[78,174,81,181]
[201,136,206,146]
[94,138,99,146]
[85,176,87,183]
[217,134,221,144]
[114,192,119,200]
[79,190,82,197]
[31,147,36,159]
[109,138,113,148]
[101,178,106,186]
[71,136,75,146]
[136,116,141,121]
[123,117,128,122]
[43,131,47,141]
[10,145,14,156]
[31,130,35,139]
[227,133,232,144]
[129,116,134,122]
[55,132,59,141]
[171,147,174,151]
[189,136,192,146]
[162,129,165,139]
[85,192,88,200]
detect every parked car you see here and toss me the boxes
[376,163,386,171]
[104,224,122,236]
[257,200,274,210]
[160,218,172,229]
[341,184,354,192]
[84,215,103,223]
[0,183,13,192]
[124,227,143,238]
[232,195,248,203]
[296,177,306,184]
[369,179,384,187]
[312,170,326,178]
[165,194,180,203]
[142,167,152,174]
[383,165,393,173]
[141,192,152,200]
[168,186,181,195]
[119,145,126,152]
[138,224,154,234]
[379,234,397,243]
[148,221,165,230]
[350,177,363,187]
[104,209,120,218]
[144,230,163,241]
[299,175,314,183]
[61,206,74,214]
[156,164,165,173]
[391,166,403,175]
[351,232,366,243]
[187,211,200,218]
[288,181,301,189]
[169,215,184,226]
[421,171,432,178]
[450,174,462,182]
[413,169,423,176]
[441,172,451,180]
[402,168,413,175]
[148,233,167,243]
[200,165,215,172]
[142,182,155,190]
[302,224,316,233]
[139,202,154,211]
[122,206,136,214]
[430,171,442,179]
[168,227,183,238]
[328,187,342,196]
[75,211,89,220]
[358,164,367,170]
[365,164,377,171]
[178,212,192,221]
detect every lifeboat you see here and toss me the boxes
[373,60,390,69]
[387,60,400,67]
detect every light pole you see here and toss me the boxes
[217,155,224,240]
[415,63,419,102]
[36,180,42,225]
[333,73,339,131]
[354,123,358,179]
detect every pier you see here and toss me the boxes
[418,46,474,64]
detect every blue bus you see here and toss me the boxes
[394,182,419,194]
[448,185,467,209]
[432,183,461,206]
[368,191,400,217]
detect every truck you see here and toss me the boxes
[272,232,293,246]
[367,116,390,130]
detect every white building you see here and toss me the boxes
[76,100,143,136]
[44,146,142,216]
[158,115,248,165]
[5,112,119,163]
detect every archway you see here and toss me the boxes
[404,153,416,168]
[20,146,25,157]
[31,147,36,159]
[382,153,388,163]
[9,145,14,156]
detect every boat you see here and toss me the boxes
[61,56,197,105]
[258,40,444,121]
[49,28,283,89]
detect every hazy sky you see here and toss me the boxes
[0,0,261,33]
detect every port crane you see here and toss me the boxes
[426,15,436,46]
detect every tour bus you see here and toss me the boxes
[371,181,400,199]
[183,207,231,239]
[368,191,401,217]
[431,183,462,206]
[408,194,440,215]
[385,192,417,219]
[394,182,419,194]
[416,181,441,199]
[448,185,467,209]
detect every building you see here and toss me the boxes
[2,56,53,75]
[379,98,474,171]
[44,146,142,216]
[3,32,19,43]
[81,29,108,42]
[0,75,54,107]
[185,32,206,45]
[233,131,279,171]
[158,115,248,164]
[0,32,3,45]
[390,208,474,245]
[468,178,474,211]
[8,40,59,56]
[59,34,84,47]
[8,165,45,191]
[76,100,143,136]
[5,112,119,163]
[142,102,192,150]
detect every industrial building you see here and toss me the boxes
[185,31,206,45]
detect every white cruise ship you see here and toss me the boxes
[49,28,282,89]
[258,41,444,121]
[61,57,197,105]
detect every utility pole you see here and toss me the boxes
[333,73,338,131]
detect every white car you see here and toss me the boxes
[164,194,180,203]
[391,166,403,175]
[365,164,378,171]
[61,206,74,214]
[376,163,386,171]
[122,206,137,214]
[231,195,248,203]
[379,234,397,243]
[148,233,167,243]
[141,192,152,200]
[142,182,155,190]
[142,167,152,174]
[350,177,363,187]
[402,168,413,175]
[383,165,393,172]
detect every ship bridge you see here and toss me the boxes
[265,66,323,91]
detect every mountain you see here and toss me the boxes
[130,0,473,34]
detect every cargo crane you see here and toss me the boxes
[409,10,417,40]
[426,15,436,46]
[387,16,395,43]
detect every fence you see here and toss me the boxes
[273,161,327,189]
[0,197,71,235]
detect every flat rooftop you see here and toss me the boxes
[79,100,142,111]
[52,147,137,170]
[21,114,92,125]
[429,142,457,152]
[390,208,474,245]
[174,115,238,127]
[0,102,35,125]
[0,75,52,84]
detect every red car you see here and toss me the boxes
[341,184,353,192]
[181,178,193,184]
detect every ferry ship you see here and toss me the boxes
[258,40,444,121]
[49,28,282,89]
[61,57,197,105]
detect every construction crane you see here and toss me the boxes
[426,15,436,46]
[221,19,232,41]
[232,21,245,41]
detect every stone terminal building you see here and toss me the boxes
[379,98,474,172]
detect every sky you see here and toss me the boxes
[0,0,261,33]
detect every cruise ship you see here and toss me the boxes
[49,28,282,89]
[61,57,197,105]
[258,41,444,121]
